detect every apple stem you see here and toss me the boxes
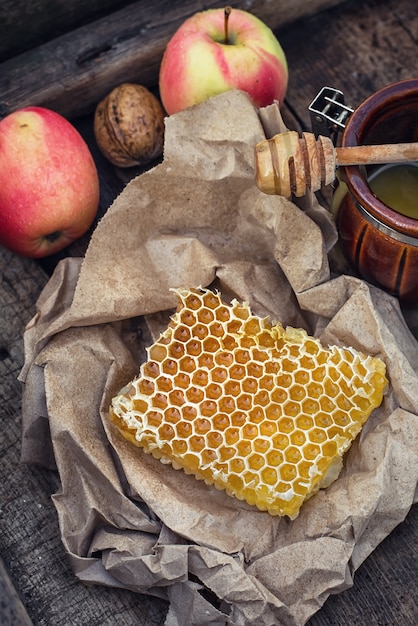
[224,6,232,45]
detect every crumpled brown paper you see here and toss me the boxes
[20,90,418,626]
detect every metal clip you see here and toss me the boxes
[308,87,354,140]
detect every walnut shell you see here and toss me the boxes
[94,83,165,168]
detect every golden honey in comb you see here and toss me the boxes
[110,287,387,519]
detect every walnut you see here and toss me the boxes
[94,83,165,168]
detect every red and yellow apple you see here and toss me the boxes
[0,106,100,258]
[159,7,288,115]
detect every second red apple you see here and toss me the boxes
[159,7,288,115]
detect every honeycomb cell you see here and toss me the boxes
[285,446,302,464]
[229,364,246,380]
[248,453,265,471]
[139,378,154,395]
[254,438,271,453]
[243,423,259,439]
[203,291,220,309]
[250,406,265,423]
[195,417,211,433]
[180,309,196,326]
[247,362,263,378]
[219,446,235,461]
[175,372,190,389]
[207,431,223,449]
[181,398,197,422]
[260,375,274,391]
[242,377,258,394]
[159,423,175,440]
[225,427,240,444]
[176,421,193,438]
[185,293,201,310]
[262,467,278,485]
[179,356,196,373]
[148,344,167,362]
[254,390,270,406]
[309,428,327,444]
[223,336,238,351]
[192,370,209,387]
[273,432,289,449]
[215,306,230,322]
[225,380,241,397]
[227,319,243,334]
[320,396,336,413]
[152,393,167,409]
[147,411,162,427]
[186,387,204,403]
[190,435,205,452]
[290,430,306,447]
[303,443,321,460]
[193,323,209,340]
[289,384,306,402]
[172,439,188,455]
[302,398,320,415]
[186,339,202,356]
[258,331,275,348]
[133,398,148,413]
[198,353,214,369]
[110,287,387,520]
[294,370,310,385]
[156,376,172,392]
[169,342,185,359]
[237,440,252,457]
[203,337,220,353]
[270,387,288,404]
[236,394,252,411]
[213,413,230,431]
[174,325,191,342]
[265,404,281,421]
[169,389,185,406]
[215,351,234,367]
[316,412,333,428]
[200,400,217,417]
[235,349,250,364]
[162,359,177,376]
[165,407,181,423]
[283,401,299,418]
[296,415,314,430]
[266,450,283,466]
[334,410,351,427]
[260,421,277,437]
[143,361,160,378]
[281,464,297,482]
[231,412,246,427]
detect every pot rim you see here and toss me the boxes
[341,78,418,239]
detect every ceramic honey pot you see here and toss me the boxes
[255,79,418,304]
[334,78,418,304]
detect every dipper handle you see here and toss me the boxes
[255,131,418,197]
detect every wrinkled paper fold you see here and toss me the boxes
[20,91,418,626]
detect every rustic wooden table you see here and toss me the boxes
[1,0,417,624]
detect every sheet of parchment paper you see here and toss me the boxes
[20,90,418,626]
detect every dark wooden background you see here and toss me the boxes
[0,0,417,624]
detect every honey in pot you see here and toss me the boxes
[368,162,418,221]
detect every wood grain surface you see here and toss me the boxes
[0,0,417,625]
[0,0,346,120]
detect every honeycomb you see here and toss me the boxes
[110,287,387,519]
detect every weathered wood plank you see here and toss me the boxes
[0,0,347,120]
[0,0,133,63]
[278,0,418,132]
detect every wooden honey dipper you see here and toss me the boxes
[255,131,418,197]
